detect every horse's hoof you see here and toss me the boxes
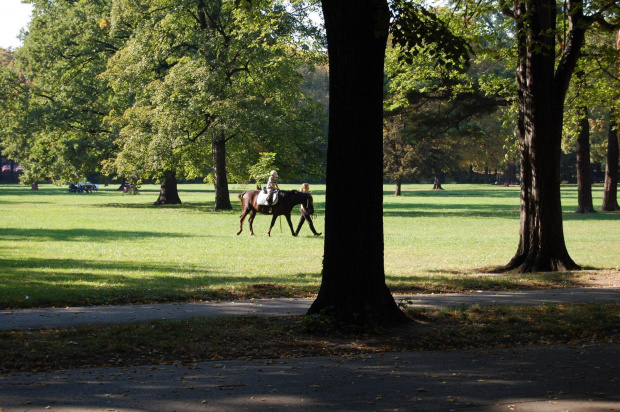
[314,232,322,236]
[237,231,242,235]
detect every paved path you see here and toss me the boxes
[2,287,619,331]
[2,343,619,412]
[1,287,619,412]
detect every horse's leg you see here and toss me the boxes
[237,208,249,235]
[248,210,257,236]
[267,214,278,237]
[285,214,297,237]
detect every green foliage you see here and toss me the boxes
[390,0,471,72]
[4,0,124,184]
[562,28,620,161]
[384,1,517,180]
[248,152,277,186]
[103,0,326,185]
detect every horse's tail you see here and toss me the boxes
[238,191,246,200]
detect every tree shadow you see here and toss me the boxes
[383,187,522,198]
[382,202,520,219]
[3,227,195,242]
[0,256,321,308]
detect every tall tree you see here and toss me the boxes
[602,30,620,211]
[498,0,620,272]
[308,0,472,325]
[602,118,619,210]
[575,106,595,213]
[307,0,407,325]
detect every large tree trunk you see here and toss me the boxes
[308,0,407,326]
[575,108,595,213]
[154,170,182,205]
[212,133,232,211]
[155,171,180,203]
[602,119,619,211]
[502,0,581,272]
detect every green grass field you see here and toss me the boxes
[1,183,618,308]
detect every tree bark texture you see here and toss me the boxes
[154,170,182,205]
[575,108,595,213]
[212,133,232,211]
[602,119,619,211]
[308,0,407,326]
[503,0,581,272]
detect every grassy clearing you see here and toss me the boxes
[1,303,618,373]
[0,183,618,308]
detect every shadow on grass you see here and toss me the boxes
[383,199,620,221]
[3,227,195,242]
[0,256,321,308]
[383,187,522,198]
[383,202,520,219]
[92,200,326,215]
[386,270,601,292]
[563,210,620,221]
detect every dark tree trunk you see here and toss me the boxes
[394,176,402,196]
[432,173,444,190]
[212,133,232,211]
[602,119,619,211]
[504,162,517,185]
[154,170,182,205]
[308,0,407,326]
[575,108,595,213]
[501,0,581,272]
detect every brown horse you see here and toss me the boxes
[237,190,315,236]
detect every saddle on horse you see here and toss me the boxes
[257,188,279,206]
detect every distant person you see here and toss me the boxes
[295,183,321,236]
[267,170,279,204]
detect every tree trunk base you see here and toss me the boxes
[601,203,620,212]
[213,203,233,211]
[154,197,182,205]
[575,207,596,214]
[494,250,581,273]
[308,287,410,330]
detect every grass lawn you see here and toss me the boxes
[1,183,618,308]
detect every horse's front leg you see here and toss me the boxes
[267,214,278,237]
[285,214,297,237]
[248,211,257,236]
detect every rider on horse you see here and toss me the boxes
[267,170,279,204]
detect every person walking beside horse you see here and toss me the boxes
[295,183,321,236]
